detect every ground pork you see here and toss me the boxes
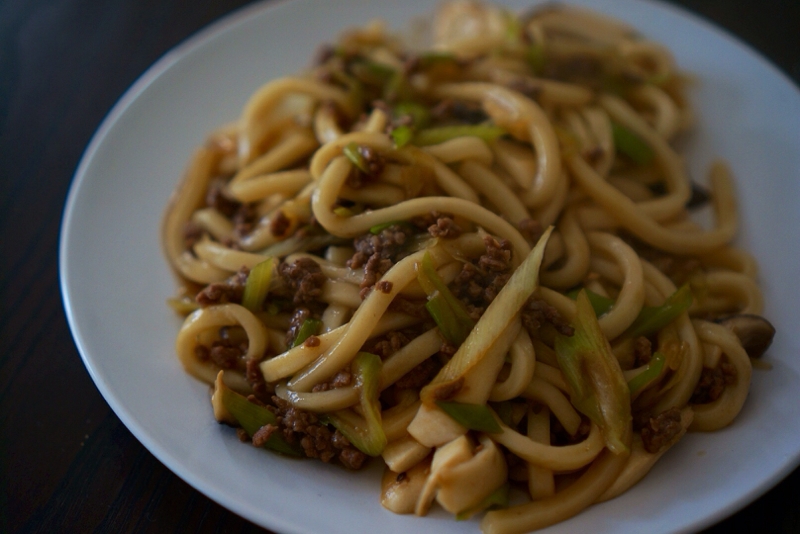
[279,257,326,305]
[194,338,247,370]
[450,235,513,320]
[311,370,353,392]
[639,407,683,453]
[633,336,653,367]
[521,299,575,338]
[690,357,737,404]
[196,267,249,306]
[348,224,412,297]
[267,396,367,469]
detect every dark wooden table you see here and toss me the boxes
[1,0,798,532]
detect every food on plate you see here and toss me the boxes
[162,2,775,531]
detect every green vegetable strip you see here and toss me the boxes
[493,401,514,427]
[324,352,387,456]
[627,351,666,395]
[611,122,654,165]
[567,287,614,317]
[220,382,302,456]
[418,51,458,69]
[416,251,475,345]
[413,125,507,146]
[555,290,631,454]
[526,43,546,75]
[333,206,355,217]
[435,401,502,433]
[456,483,510,520]
[391,125,413,148]
[350,60,396,85]
[393,102,431,129]
[425,295,473,346]
[624,284,693,339]
[383,70,411,101]
[343,142,369,173]
[241,258,275,312]
[291,318,321,347]
[421,227,553,404]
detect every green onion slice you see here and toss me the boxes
[627,351,666,395]
[566,287,614,317]
[611,122,654,165]
[624,284,693,339]
[436,401,502,433]
[416,251,475,345]
[323,352,387,456]
[555,290,631,454]
[241,258,275,312]
[292,318,321,347]
[218,379,302,456]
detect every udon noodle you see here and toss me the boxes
[162,2,775,532]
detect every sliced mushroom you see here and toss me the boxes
[211,371,237,425]
[381,458,432,514]
[414,434,508,516]
[715,314,776,358]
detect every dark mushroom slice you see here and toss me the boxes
[715,314,776,359]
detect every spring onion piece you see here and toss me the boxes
[555,290,631,454]
[394,102,431,128]
[504,9,522,40]
[418,51,459,69]
[416,251,475,345]
[214,373,301,456]
[391,103,430,147]
[332,204,361,218]
[421,227,553,404]
[350,60,396,85]
[241,258,275,312]
[436,401,502,433]
[384,70,412,101]
[624,284,693,339]
[414,125,507,146]
[627,351,666,395]
[526,43,546,75]
[343,142,369,173]
[324,352,387,456]
[426,294,474,347]
[611,122,654,165]
[456,483,510,520]
[567,287,614,317]
[292,318,321,347]
[331,70,365,111]
[493,401,514,426]
[391,124,414,148]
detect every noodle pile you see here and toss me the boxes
[162,2,775,532]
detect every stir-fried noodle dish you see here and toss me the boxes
[162,2,776,532]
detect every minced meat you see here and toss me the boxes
[279,257,326,305]
[633,336,653,367]
[196,267,249,307]
[195,338,247,369]
[521,299,575,338]
[450,235,513,320]
[691,357,737,404]
[639,407,683,453]
[348,224,412,297]
[268,396,367,469]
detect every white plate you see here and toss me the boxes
[60,0,800,532]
